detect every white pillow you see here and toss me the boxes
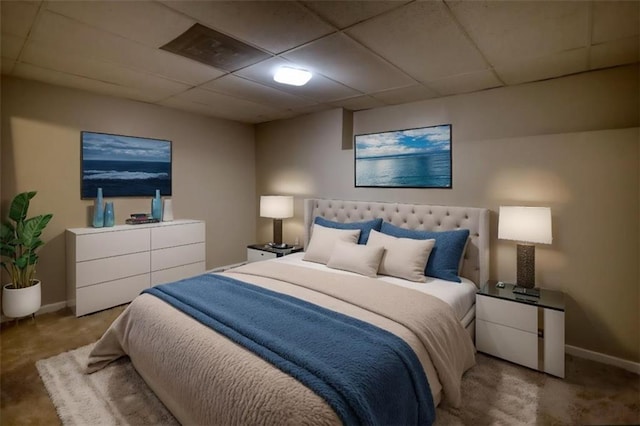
[366,229,435,282]
[326,241,385,278]
[303,224,360,264]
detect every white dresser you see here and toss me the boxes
[66,220,206,316]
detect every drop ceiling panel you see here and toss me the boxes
[236,57,359,102]
[22,41,190,102]
[347,1,489,82]
[13,63,161,103]
[160,88,279,123]
[302,1,409,29]
[448,1,589,66]
[330,95,385,111]
[159,97,226,120]
[160,1,334,54]
[161,96,284,123]
[427,69,503,96]
[171,87,283,119]
[45,1,195,47]
[591,36,640,70]
[370,84,439,105]
[2,34,26,60]
[28,11,224,86]
[200,75,316,110]
[282,33,415,93]
[1,1,40,38]
[592,1,640,44]
[495,48,589,85]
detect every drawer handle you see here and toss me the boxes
[538,329,544,338]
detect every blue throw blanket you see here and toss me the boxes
[143,274,434,425]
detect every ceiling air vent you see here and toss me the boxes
[160,23,270,72]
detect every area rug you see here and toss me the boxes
[36,344,639,425]
[36,344,178,425]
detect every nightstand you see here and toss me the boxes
[246,244,303,263]
[476,281,565,378]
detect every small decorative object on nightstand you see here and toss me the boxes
[247,244,303,263]
[476,280,565,378]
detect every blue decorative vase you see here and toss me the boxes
[92,188,104,228]
[104,202,115,227]
[151,189,162,220]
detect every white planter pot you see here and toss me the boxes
[2,280,41,318]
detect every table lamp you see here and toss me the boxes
[498,206,552,290]
[260,195,293,248]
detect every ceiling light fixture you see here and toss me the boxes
[273,66,312,86]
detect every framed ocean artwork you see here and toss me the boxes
[354,124,452,188]
[81,131,172,198]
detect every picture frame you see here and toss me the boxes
[81,131,172,198]
[354,124,452,188]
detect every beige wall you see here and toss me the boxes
[1,77,256,306]
[256,65,640,362]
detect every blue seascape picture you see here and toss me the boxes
[354,124,452,188]
[81,131,172,198]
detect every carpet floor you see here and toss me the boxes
[36,343,639,425]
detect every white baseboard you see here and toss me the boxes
[566,344,640,374]
[1,300,68,323]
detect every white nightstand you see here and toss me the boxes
[246,244,303,263]
[476,281,565,378]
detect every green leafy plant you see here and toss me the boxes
[0,192,53,289]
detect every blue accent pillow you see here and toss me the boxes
[314,217,383,245]
[379,222,469,283]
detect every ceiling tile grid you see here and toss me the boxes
[447,1,590,66]
[200,75,317,110]
[20,40,191,102]
[0,0,638,124]
[282,33,417,93]
[346,1,492,83]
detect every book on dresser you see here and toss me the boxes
[126,213,160,225]
[66,220,206,316]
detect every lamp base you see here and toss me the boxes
[516,243,535,288]
[272,219,283,245]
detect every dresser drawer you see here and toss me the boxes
[76,251,150,288]
[75,228,150,261]
[151,222,205,250]
[247,248,277,263]
[476,319,538,370]
[151,242,206,271]
[151,262,206,286]
[476,295,537,333]
[75,274,150,316]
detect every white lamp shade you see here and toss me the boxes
[498,206,552,244]
[260,196,294,219]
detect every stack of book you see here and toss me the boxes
[125,213,160,225]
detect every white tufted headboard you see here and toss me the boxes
[304,199,490,287]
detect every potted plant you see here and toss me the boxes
[0,191,53,318]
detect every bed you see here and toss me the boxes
[87,198,490,425]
